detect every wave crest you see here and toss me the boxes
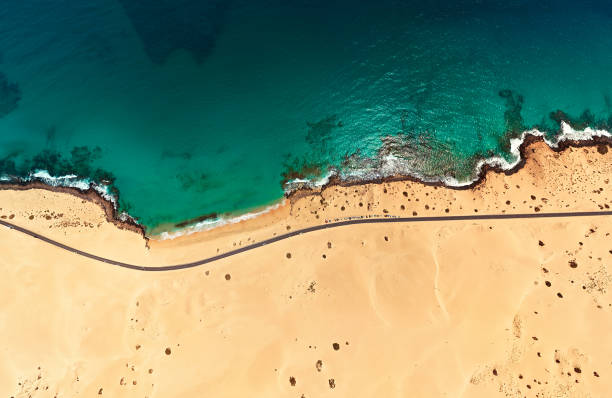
[157,201,285,240]
[0,169,137,224]
[284,122,611,191]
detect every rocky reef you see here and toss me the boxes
[117,0,231,63]
[0,72,20,118]
[280,115,343,185]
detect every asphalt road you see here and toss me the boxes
[1,210,611,272]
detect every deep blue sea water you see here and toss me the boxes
[1,0,612,232]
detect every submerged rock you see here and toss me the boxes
[117,0,231,64]
[0,72,21,118]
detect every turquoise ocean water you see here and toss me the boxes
[1,0,612,233]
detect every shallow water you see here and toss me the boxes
[1,0,612,231]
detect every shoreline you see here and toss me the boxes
[154,199,286,240]
[0,180,147,240]
[1,129,610,240]
[287,126,611,199]
[3,128,611,397]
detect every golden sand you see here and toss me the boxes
[0,140,611,397]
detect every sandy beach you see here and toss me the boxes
[1,136,611,397]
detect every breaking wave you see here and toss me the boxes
[157,200,285,240]
[2,122,609,239]
[284,122,611,192]
[0,170,136,224]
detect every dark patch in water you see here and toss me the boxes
[284,88,612,192]
[306,115,342,149]
[174,212,218,228]
[45,126,57,148]
[23,146,112,183]
[117,0,231,64]
[546,108,612,132]
[378,131,486,181]
[176,172,219,192]
[280,115,343,185]
[0,72,20,118]
[0,155,17,175]
[280,155,323,186]
[71,146,103,177]
[393,88,612,181]
[497,89,525,151]
[0,145,116,188]
[0,144,134,216]
[161,150,192,160]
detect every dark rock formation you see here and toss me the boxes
[117,0,231,64]
[0,72,20,118]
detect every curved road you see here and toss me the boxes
[1,210,611,272]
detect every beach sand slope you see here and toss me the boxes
[0,140,611,397]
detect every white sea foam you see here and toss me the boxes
[1,169,122,212]
[30,170,92,190]
[2,122,609,238]
[33,170,122,207]
[284,170,336,192]
[157,200,285,240]
[283,122,611,192]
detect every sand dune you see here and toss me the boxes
[0,140,611,397]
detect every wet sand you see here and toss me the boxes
[0,138,611,397]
